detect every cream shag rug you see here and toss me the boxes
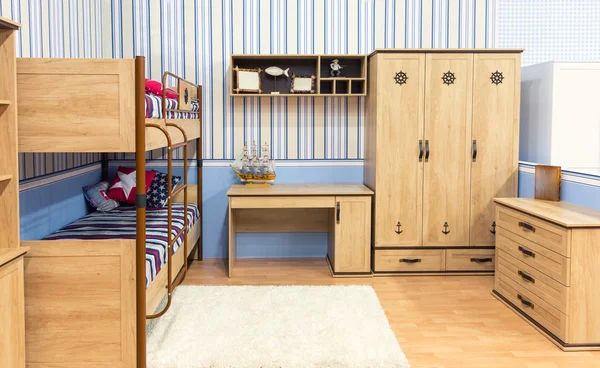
[147,285,410,368]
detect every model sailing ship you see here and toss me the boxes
[231,142,276,186]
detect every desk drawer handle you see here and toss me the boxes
[336,202,340,224]
[518,294,535,309]
[518,246,536,258]
[518,270,535,283]
[518,221,536,232]
[399,258,421,263]
[470,257,493,263]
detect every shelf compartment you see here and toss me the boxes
[319,80,334,94]
[319,56,366,78]
[335,80,350,95]
[350,79,366,95]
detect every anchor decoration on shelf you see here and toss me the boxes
[395,221,403,234]
[394,71,408,85]
[490,70,504,85]
[442,71,456,86]
[490,221,497,235]
[442,222,451,234]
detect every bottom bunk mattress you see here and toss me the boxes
[43,204,200,287]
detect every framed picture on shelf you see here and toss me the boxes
[233,66,263,93]
[290,74,316,94]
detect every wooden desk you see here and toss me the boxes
[227,184,374,277]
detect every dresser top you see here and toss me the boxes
[495,198,600,228]
[0,247,28,267]
[0,16,20,30]
[227,184,374,196]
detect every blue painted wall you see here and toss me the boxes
[20,168,102,240]
[519,170,600,211]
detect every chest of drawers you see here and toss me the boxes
[493,198,600,351]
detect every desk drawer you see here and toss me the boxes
[496,228,570,286]
[497,250,569,314]
[230,196,335,209]
[374,249,444,272]
[496,271,567,341]
[496,205,570,257]
[445,249,495,271]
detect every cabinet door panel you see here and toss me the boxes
[333,196,371,273]
[423,53,473,246]
[374,53,425,247]
[0,258,25,368]
[470,54,520,246]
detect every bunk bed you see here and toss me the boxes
[18,56,201,368]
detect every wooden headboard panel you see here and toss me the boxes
[172,184,199,206]
[177,80,198,111]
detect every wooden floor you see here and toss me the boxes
[183,258,600,368]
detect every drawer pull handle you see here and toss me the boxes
[418,140,424,161]
[470,257,493,263]
[518,270,536,283]
[336,202,340,223]
[399,258,421,263]
[518,246,536,258]
[518,294,535,309]
[518,221,536,232]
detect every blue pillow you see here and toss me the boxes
[83,181,120,212]
[147,170,181,208]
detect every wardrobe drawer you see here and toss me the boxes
[374,249,444,272]
[445,249,495,271]
[496,228,570,286]
[496,271,567,341]
[496,205,570,257]
[497,250,569,314]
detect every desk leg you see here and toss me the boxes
[228,198,236,277]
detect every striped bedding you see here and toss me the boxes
[145,93,200,119]
[43,204,200,287]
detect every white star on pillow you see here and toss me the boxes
[111,170,137,199]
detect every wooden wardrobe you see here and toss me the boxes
[365,49,522,274]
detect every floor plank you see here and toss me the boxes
[183,258,600,368]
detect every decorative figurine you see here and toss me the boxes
[230,141,276,186]
[330,59,343,77]
[265,66,290,95]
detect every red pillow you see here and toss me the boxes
[107,167,156,204]
[145,78,178,99]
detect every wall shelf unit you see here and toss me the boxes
[230,54,367,97]
[0,100,10,105]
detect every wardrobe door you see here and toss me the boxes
[470,54,521,246]
[423,53,473,247]
[373,53,425,247]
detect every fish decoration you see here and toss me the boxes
[265,66,289,77]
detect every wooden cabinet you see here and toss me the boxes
[0,249,27,368]
[365,49,522,274]
[493,198,600,351]
[329,196,372,274]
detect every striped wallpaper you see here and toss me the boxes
[2,0,496,180]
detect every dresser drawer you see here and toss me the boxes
[497,250,569,314]
[496,228,570,286]
[445,249,495,271]
[496,271,567,341]
[497,205,570,257]
[374,249,444,272]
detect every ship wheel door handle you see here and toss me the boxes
[442,222,450,234]
[424,140,430,162]
[395,221,403,234]
[418,140,424,162]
